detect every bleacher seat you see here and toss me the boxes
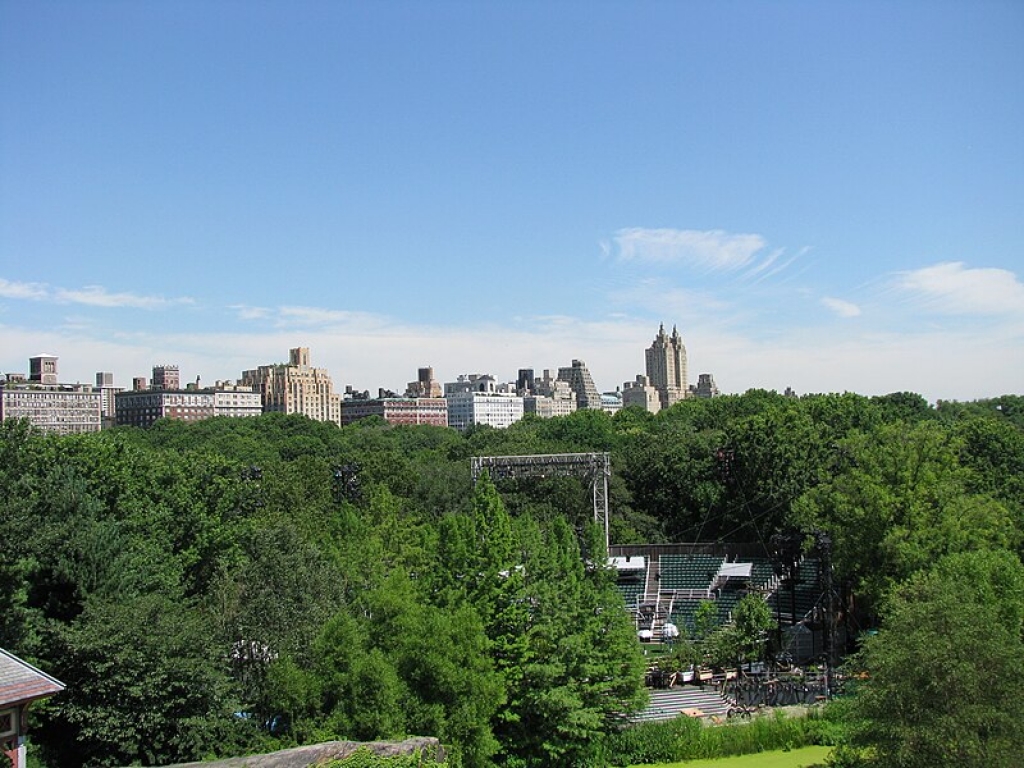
[660,554,723,590]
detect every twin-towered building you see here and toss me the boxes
[645,323,688,410]
[2,328,717,434]
[620,324,718,414]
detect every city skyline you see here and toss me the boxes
[2,2,1022,403]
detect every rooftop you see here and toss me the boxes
[0,648,65,708]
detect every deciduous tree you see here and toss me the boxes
[848,549,1024,767]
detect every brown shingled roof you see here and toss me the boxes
[0,648,65,708]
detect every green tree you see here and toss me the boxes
[847,549,1024,767]
[732,593,775,664]
[37,593,244,767]
[621,426,722,542]
[955,414,1024,539]
[311,573,504,767]
[869,391,934,423]
[793,421,1018,606]
[213,522,344,717]
[495,518,646,767]
[692,600,719,641]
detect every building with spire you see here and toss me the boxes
[645,324,688,410]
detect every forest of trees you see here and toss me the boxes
[1,390,1021,767]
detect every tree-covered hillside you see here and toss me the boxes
[1,391,1021,767]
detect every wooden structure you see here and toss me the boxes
[0,648,64,768]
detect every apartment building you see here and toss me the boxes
[622,374,661,414]
[115,382,262,428]
[556,359,603,410]
[445,374,524,432]
[0,356,102,435]
[241,347,342,425]
[646,323,688,409]
[342,396,448,427]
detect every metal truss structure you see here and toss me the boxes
[471,452,611,548]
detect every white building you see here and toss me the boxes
[524,394,577,418]
[0,356,102,435]
[601,391,623,414]
[0,382,102,435]
[213,384,264,418]
[523,371,577,418]
[445,374,525,432]
[622,374,661,414]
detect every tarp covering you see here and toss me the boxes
[610,556,646,571]
[718,562,753,578]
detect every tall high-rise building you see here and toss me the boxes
[517,368,535,395]
[557,359,602,410]
[241,347,342,425]
[95,372,123,427]
[645,324,687,410]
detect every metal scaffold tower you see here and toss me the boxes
[471,452,611,548]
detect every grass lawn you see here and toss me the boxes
[630,744,832,768]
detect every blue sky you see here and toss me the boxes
[2,1,1022,402]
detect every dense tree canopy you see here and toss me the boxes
[846,550,1024,767]
[0,389,1020,766]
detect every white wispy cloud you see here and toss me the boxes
[278,306,359,325]
[743,251,803,285]
[231,305,272,321]
[0,278,49,300]
[608,280,735,321]
[892,262,1024,316]
[233,305,391,331]
[821,296,862,318]
[54,285,194,309]
[611,228,767,272]
[741,247,785,279]
[0,278,194,310]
